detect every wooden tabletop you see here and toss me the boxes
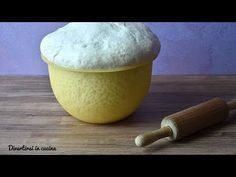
[0,75,236,154]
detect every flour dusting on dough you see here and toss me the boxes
[40,22,160,70]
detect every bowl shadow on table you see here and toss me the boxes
[142,111,236,153]
[111,92,215,126]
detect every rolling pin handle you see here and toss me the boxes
[135,126,173,147]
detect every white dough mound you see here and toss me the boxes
[40,22,161,71]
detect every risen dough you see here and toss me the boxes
[40,22,160,71]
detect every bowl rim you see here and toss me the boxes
[41,54,153,73]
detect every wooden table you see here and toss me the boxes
[0,75,236,154]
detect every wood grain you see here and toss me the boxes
[0,75,236,154]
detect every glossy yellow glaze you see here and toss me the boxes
[45,57,152,124]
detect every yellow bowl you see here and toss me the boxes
[42,55,152,124]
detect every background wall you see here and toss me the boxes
[0,22,236,75]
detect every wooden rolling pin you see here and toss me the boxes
[135,98,236,147]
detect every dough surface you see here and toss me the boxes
[40,22,160,70]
